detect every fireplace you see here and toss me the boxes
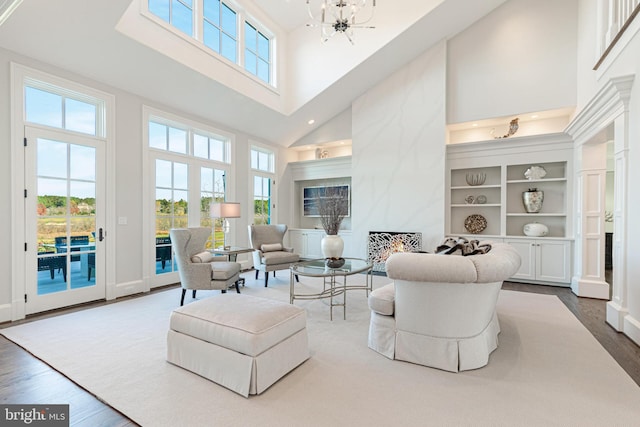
[367,231,423,272]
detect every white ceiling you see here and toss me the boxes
[0,0,507,147]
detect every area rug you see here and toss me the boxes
[2,274,640,426]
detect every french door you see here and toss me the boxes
[24,126,106,314]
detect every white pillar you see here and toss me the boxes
[607,113,630,331]
[571,143,610,299]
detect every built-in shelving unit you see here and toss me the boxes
[446,133,574,285]
[288,156,354,257]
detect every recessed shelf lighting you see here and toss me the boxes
[472,123,478,127]
[531,115,539,119]
[308,119,315,125]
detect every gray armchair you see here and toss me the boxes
[248,224,300,287]
[170,227,241,305]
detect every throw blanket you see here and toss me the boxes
[436,237,492,256]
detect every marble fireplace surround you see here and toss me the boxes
[367,231,423,272]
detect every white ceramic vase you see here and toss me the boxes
[321,234,344,259]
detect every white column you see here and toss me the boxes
[571,143,610,299]
[607,113,630,331]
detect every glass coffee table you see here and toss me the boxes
[290,258,373,320]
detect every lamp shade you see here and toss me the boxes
[210,202,241,218]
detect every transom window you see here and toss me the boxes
[148,118,230,162]
[24,84,104,137]
[147,0,273,85]
[250,146,274,173]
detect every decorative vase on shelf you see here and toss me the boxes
[522,188,544,213]
[321,235,344,259]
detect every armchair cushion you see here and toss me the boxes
[261,243,283,252]
[261,251,299,266]
[368,284,395,316]
[191,251,214,263]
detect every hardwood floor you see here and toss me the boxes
[1,281,639,426]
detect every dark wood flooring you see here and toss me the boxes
[1,279,639,426]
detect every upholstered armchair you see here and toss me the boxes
[170,227,241,306]
[368,242,521,372]
[248,224,300,287]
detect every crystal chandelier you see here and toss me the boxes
[306,0,376,44]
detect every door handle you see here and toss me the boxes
[99,228,104,242]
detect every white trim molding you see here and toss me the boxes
[566,75,635,335]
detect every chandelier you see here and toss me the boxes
[306,0,376,44]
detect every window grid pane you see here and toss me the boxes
[168,127,187,154]
[221,4,236,36]
[65,98,97,135]
[253,176,271,225]
[203,21,220,53]
[149,0,170,22]
[203,0,220,25]
[172,0,193,36]
[221,33,237,62]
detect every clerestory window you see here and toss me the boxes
[147,0,273,85]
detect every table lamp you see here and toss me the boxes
[210,202,241,249]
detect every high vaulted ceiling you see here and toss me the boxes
[0,0,507,147]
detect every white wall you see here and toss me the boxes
[351,41,447,257]
[447,0,578,124]
[0,50,12,308]
[293,107,352,148]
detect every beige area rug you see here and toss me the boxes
[2,273,640,426]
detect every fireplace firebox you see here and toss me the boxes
[367,231,423,272]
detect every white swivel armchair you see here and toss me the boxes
[368,242,521,372]
[170,227,241,305]
[248,224,300,287]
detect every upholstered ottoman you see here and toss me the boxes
[167,293,309,397]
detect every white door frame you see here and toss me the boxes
[9,62,116,321]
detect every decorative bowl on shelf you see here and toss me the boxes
[476,195,487,204]
[523,222,549,237]
[466,172,486,186]
[464,214,487,234]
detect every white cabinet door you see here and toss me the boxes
[536,240,571,283]
[288,230,305,256]
[505,239,571,284]
[505,239,536,282]
[306,231,324,259]
[288,229,325,259]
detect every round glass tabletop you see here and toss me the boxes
[291,258,372,277]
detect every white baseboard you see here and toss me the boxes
[570,278,610,299]
[606,301,627,331]
[623,314,640,347]
[0,303,12,323]
[113,280,146,298]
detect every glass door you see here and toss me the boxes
[25,127,106,314]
